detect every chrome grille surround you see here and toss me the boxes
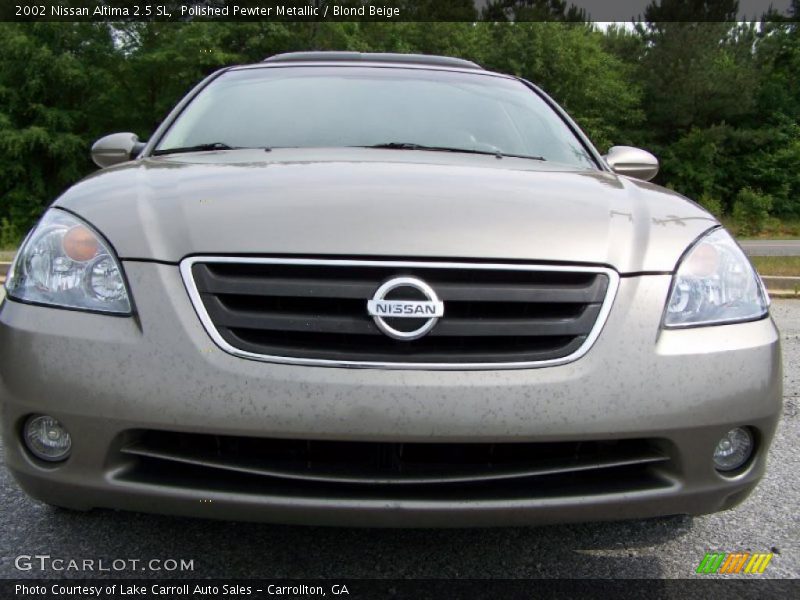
[180,257,620,370]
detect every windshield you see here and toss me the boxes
[155,66,597,169]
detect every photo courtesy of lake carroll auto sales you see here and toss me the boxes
[15,583,350,597]
[0,0,798,597]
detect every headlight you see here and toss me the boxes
[5,209,131,314]
[664,228,768,328]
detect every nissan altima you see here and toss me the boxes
[0,52,781,526]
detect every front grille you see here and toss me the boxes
[117,431,672,500]
[183,258,616,368]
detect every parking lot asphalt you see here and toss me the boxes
[0,301,797,580]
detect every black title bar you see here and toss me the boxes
[4,579,800,600]
[1,1,797,23]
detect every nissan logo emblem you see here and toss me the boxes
[367,277,444,341]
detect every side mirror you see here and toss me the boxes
[604,146,659,182]
[91,132,146,168]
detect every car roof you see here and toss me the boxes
[262,51,484,70]
[230,52,513,81]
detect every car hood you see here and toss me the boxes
[55,148,716,273]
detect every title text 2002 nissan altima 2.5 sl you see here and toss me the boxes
[0,52,781,527]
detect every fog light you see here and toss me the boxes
[713,427,753,472]
[24,415,72,462]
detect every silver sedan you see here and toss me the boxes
[0,52,781,526]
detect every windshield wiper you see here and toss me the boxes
[152,142,249,156]
[358,142,546,161]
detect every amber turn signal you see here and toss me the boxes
[62,225,99,262]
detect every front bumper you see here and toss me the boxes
[0,262,782,527]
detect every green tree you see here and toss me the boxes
[639,20,758,135]
[0,23,119,243]
[475,23,643,149]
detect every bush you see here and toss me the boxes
[0,218,22,250]
[732,187,773,236]
[697,192,724,218]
